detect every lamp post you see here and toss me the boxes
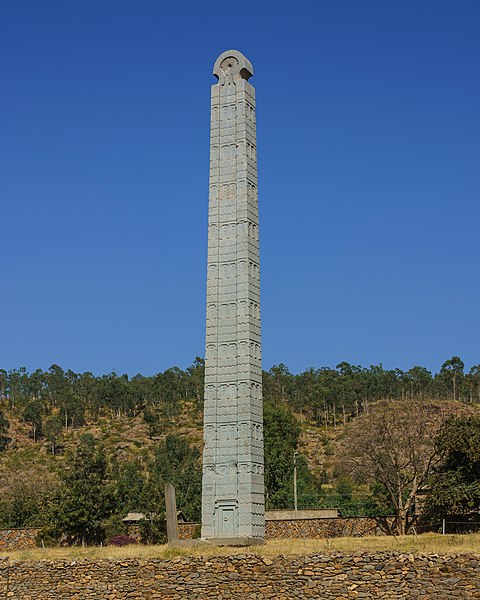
[293,450,298,514]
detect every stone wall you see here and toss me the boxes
[266,509,339,520]
[265,517,392,539]
[178,522,198,540]
[0,518,393,551]
[1,552,479,598]
[176,517,393,540]
[0,529,39,552]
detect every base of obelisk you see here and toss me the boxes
[205,537,265,546]
[168,537,264,548]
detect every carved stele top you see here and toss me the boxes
[213,50,254,85]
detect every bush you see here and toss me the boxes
[102,514,125,541]
[36,525,61,547]
[192,523,202,539]
[108,534,137,546]
[138,514,167,544]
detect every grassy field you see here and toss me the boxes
[2,533,480,561]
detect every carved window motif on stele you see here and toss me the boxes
[209,223,218,240]
[220,104,236,121]
[251,383,261,400]
[221,143,236,160]
[219,343,237,360]
[245,101,255,122]
[220,423,237,440]
[249,342,260,359]
[221,182,236,200]
[249,261,260,279]
[209,264,218,279]
[248,221,258,240]
[249,301,260,319]
[211,145,219,159]
[246,142,256,160]
[247,181,257,197]
[218,302,236,319]
[219,223,237,240]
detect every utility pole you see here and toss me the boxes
[293,450,298,514]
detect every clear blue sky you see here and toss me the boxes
[1,0,479,376]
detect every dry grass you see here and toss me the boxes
[2,533,480,562]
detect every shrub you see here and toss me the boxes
[192,523,202,539]
[36,525,61,547]
[103,514,125,541]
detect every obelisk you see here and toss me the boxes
[201,50,264,542]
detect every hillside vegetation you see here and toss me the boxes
[0,356,479,543]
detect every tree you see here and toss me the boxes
[263,364,293,403]
[0,410,9,451]
[0,465,58,528]
[426,415,480,519]
[0,369,7,399]
[263,400,321,509]
[143,434,202,523]
[337,399,462,535]
[113,459,145,514]
[438,356,465,401]
[264,400,300,508]
[186,357,205,412]
[464,365,480,404]
[43,413,63,455]
[53,434,115,544]
[404,366,433,400]
[22,401,43,441]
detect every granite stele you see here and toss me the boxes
[201,50,264,544]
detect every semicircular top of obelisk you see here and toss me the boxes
[213,50,254,84]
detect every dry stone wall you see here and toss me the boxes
[0,518,395,552]
[1,552,479,599]
[0,529,39,552]
[265,517,392,539]
[178,517,394,540]
[177,523,198,540]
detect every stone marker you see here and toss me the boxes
[201,50,264,544]
[165,483,179,543]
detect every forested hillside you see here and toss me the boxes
[0,356,479,543]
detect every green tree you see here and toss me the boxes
[426,415,480,519]
[46,364,67,410]
[404,366,433,400]
[114,459,146,514]
[263,400,321,509]
[0,369,7,399]
[22,401,43,441]
[6,367,28,411]
[186,357,205,412]
[53,434,115,544]
[143,404,170,438]
[438,356,465,401]
[263,364,293,403]
[143,435,202,523]
[43,413,63,455]
[264,401,300,508]
[0,410,9,451]
[464,365,480,404]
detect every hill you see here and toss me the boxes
[1,358,479,543]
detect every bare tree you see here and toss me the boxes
[337,399,466,535]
